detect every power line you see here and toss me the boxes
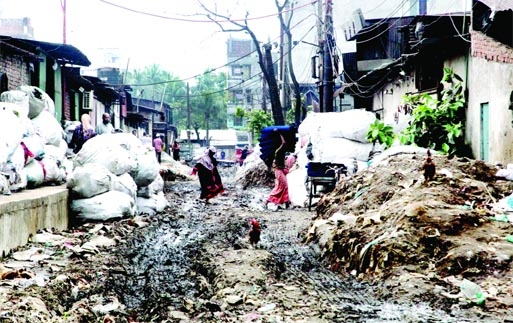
[98,0,318,23]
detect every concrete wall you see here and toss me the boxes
[0,186,69,258]
[468,31,513,163]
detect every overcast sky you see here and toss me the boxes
[1,0,283,79]
[1,0,470,80]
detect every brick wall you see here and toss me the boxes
[471,30,513,64]
[0,55,30,90]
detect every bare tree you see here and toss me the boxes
[198,1,285,125]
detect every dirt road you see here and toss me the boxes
[0,168,500,322]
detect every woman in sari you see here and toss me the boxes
[191,146,224,204]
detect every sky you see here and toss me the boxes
[0,0,471,81]
[0,0,284,80]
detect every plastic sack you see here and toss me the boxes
[24,159,45,188]
[136,192,169,216]
[71,190,136,221]
[18,85,54,119]
[0,103,26,165]
[67,164,113,198]
[31,110,65,147]
[111,173,137,200]
[0,90,29,117]
[129,147,159,187]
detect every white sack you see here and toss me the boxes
[136,192,169,216]
[18,85,54,119]
[111,173,137,200]
[21,134,46,163]
[67,164,113,198]
[0,103,26,165]
[298,110,376,144]
[41,157,66,184]
[43,140,68,161]
[71,190,136,221]
[73,135,137,176]
[31,110,64,146]
[287,166,308,207]
[311,137,374,163]
[24,159,45,188]
[0,90,29,117]
[129,147,159,187]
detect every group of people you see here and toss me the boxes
[191,129,295,209]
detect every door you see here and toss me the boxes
[480,103,489,161]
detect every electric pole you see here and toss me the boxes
[186,82,191,160]
[322,0,335,112]
[61,0,66,44]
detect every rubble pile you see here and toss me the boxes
[306,152,513,311]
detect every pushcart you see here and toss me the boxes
[306,162,347,211]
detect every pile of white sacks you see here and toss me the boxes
[288,109,380,207]
[67,133,169,221]
[0,85,168,221]
[0,86,68,194]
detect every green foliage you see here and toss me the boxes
[366,119,396,149]
[234,106,245,118]
[246,109,273,142]
[400,68,466,156]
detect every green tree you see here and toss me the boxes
[400,68,467,156]
[190,70,228,145]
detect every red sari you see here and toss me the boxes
[267,167,290,205]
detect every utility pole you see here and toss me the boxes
[61,0,66,44]
[186,82,191,161]
[322,0,335,112]
[317,0,324,112]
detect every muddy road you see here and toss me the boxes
[93,171,481,323]
[0,168,490,322]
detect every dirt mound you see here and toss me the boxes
[307,153,513,311]
[236,162,275,189]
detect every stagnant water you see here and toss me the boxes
[103,171,492,322]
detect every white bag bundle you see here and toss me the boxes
[17,85,54,119]
[21,134,46,163]
[136,192,168,216]
[0,90,29,118]
[24,159,45,188]
[130,147,160,187]
[0,103,26,165]
[111,173,137,200]
[67,164,113,198]
[31,110,64,147]
[312,137,374,163]
[43,140,67,161]
[73,135,137,176]
[40,157,66,184]
[71,190,136,221]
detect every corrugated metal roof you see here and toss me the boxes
[479,0,513,11]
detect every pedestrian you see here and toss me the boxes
[240,145,249,166]
[153,134,164,163]
[68,113,96,154]
[191,146,224,204]
[266,130,291,209]
[95,113,114,135]
[141,132,152,147]
[172,140,181,161]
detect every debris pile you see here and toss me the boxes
[306,152,513,310]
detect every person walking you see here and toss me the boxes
[172,140,181,161]
[191,146,224,204]
[153,134,164,163]
[69,113,96,154]
[266,130,291,210]
[96,113,114,135]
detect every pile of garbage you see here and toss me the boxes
[0,86,68,195]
